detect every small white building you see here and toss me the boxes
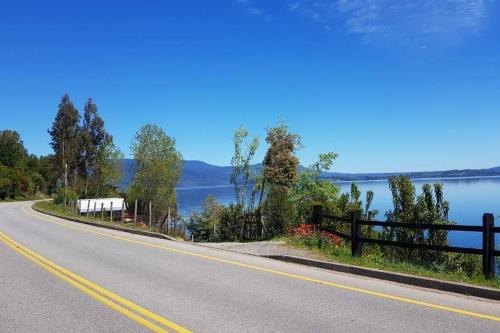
[77,198,126,214]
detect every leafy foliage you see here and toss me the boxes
[187,195,225,242]
[128,124,183,226]
[80,98,109,196]
[262,120,301,189]
[0,131,56,200]
[230,126,259,211]
[0,130,27,168]
[261,120,301,236]
[49,94,81,190]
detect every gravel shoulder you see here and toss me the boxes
[197,240,326,259]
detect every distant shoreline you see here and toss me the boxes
[175,175,500,191]
[330,175,500,184]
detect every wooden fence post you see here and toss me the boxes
[93,202,96,219]
[482,213,495,279]
[312,205,323,226]
[149,201,152,229]
[110,202,113,222]
[101,203,104,221]
[121,201,125,223]
[167,207,171,234]
[351,210,362,257]
[86,200,90,218]
[134,199,138,223]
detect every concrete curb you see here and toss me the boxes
[262,255,500,301]
[31,204,176,241]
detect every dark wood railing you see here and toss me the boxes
[311,205,498,279]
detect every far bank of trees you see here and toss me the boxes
[0,130,55,199]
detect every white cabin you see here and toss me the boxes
[77,198,125,213]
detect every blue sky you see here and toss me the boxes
[1,0,499,172]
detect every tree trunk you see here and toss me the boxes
[84,160,88,197]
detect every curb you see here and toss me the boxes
[31,204,176,241]
[262,255,500,301]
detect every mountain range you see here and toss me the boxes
[119,159,500,189]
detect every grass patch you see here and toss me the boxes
[34,201,166,235]
[285,236,500,289]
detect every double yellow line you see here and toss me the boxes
[0,231,191,333]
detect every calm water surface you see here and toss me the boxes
[177,177,500,248]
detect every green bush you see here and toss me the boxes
[52,188,79,205]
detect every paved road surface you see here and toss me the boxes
[1,201,499,332]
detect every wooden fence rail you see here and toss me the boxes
[311,205,498,280]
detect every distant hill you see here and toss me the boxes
[119,159,262,189]
[320,166,500,182]
[119,159,500,189]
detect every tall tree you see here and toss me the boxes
[230,126,259,211]
[48,94,80,204]
[128,124,183,226]
[80,98,107,196]
[261,120,301,235]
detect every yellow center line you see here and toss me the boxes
[0,230,192,333]
[22,205,500,323]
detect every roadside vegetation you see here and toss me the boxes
[187,120,499,286]
[285,233,500,289]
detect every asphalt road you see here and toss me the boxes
[1,201,499,332]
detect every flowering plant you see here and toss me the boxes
[288,224,342,247]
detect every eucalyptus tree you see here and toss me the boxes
[49,94,80,204]
[80,98,107,196]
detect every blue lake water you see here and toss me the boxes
[177,177,500,248]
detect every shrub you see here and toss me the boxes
[52,188,79,205]
[289,224,343,248]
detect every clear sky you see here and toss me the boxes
[1,0,499,173]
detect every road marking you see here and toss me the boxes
[23,205,500,323]
[0,230,192,333]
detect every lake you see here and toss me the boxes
[177,177,500,248]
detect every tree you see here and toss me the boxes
[128,124,183,227]
[0,130,27,167]
[261,120,301,236]
[80,98,107,196]
[383,176,452,265]
[262,120,301,189]
[230,126,259,211]
[91,136,123,197]
[187,195,224,242]
[37,155,58,194]
[288,153,340,224]
[48,94,80,204]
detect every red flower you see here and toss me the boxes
[320,231,342,246]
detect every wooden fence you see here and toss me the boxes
[311,205,499,279]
